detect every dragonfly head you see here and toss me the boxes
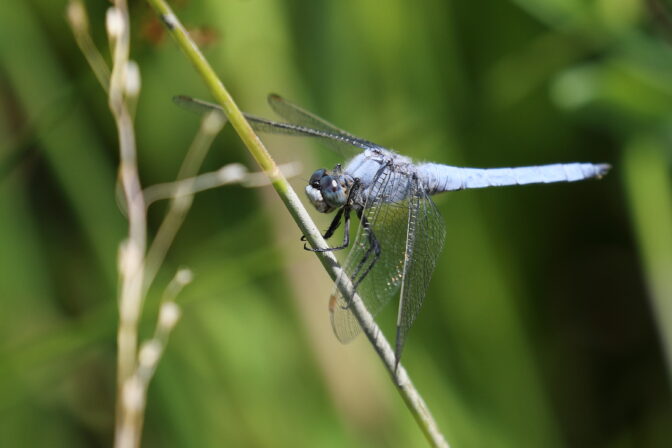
[305,168,350,213]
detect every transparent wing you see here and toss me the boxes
[329,166,415,343]
[394,185,446,361]
[267,94,363,141]
[330,169,446,362]
[173,95,225,117]
[173,95,377,155]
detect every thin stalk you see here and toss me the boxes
[67,0,111,92]
[144,1,449,446]
[142,162,301,206]
[107,2,147,447]
[142,111,226,295]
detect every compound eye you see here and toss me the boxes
[309,169,326,188]
[320,175,338,192]
[320,175,347,207]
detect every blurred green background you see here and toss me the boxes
[1,0,672,446]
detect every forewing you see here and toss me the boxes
[268,94,359,139]
[330,166,414,343]
[173,95,225,117]
[267,94,380,156]
[173,95,375,154]
[394,185,446,360]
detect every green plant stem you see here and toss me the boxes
[144,0,449,446]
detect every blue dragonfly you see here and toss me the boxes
[174,94,610,364]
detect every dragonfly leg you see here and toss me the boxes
[353,228,381,288]
[302,208,343,241]
[322,208,345,239]
[323,207,351,250]
[301,178,360,252]
[340,218,381,311]
[350,214,382,289]
[301,206,350,252]
[304,207,351,252]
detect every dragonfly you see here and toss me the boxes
[174,94,610,364]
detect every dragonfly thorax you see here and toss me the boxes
[305,167,354,213]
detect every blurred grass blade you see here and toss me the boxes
[623,137,672,380]
[0,0,122,285]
